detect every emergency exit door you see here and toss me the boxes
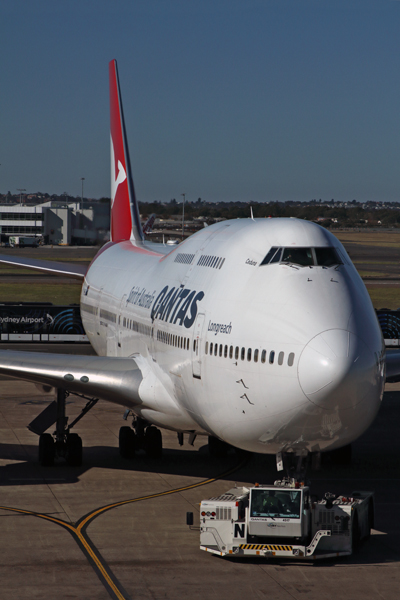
[192,313,205,379]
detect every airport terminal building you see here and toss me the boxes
[0,201,109,245]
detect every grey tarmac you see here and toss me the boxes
[1,352,400,599]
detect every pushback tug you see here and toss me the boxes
[188,479,373,560]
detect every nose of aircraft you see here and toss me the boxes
[297,329,380,410]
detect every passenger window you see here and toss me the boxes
[214,344,218,356]
[210,342,213,354]
[219,344,223,357]
[224,345,228,358]
[278,351,284,365]
[247,348,252,361]
[235,346,239,360]
[229,346,233,359]
[269,351,275,364]
[288,352,295,367]
[254,349,259,363]
[241,347,245,361]
[261,350,266,363]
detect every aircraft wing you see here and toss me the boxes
[0,350,142,406]
[385,349,400,383]
[0,255,87,279]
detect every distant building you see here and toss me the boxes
[0,201,109,245]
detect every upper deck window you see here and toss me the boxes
[260,246,342,268]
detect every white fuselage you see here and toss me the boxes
[80,218,385,455]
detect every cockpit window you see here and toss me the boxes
[260,247,280,266]
[270,248,282,264]
[314,247,342,266]
[260,246,342,268]
[281,247,313,266]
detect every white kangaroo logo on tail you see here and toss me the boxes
[110,136,127,207]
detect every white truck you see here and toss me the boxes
[9,236,39,248]
[194,480,373,560]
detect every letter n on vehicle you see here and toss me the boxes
[234,523,246,538]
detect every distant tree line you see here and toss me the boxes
[137,199,400,228]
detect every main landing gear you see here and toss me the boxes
[28,388,98,467]
[119,415,163,459]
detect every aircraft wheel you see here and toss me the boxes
[208,435,229,458]
[39,433,55,466]
[145,427,162,459]
[119,426,136,459]
[66,433,83,467]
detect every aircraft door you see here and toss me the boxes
[192,313,205,379]
[118,294,127,355]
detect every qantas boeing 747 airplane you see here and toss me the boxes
[0,60,397,467]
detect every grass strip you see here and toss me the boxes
[0,283,81,304]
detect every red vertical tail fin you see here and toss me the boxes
[109,60,144,243]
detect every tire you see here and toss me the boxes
[208,436,229,458]
[119,426,136,459]
[39,433,55,466]
[66,433,83,467]
[145,427,162,459]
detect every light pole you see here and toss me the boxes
[80,178,85,212]
[17,188,26,207]
[80,177,85,230]
[181,193,185,239]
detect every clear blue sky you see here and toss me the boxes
[2,0,400,203]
